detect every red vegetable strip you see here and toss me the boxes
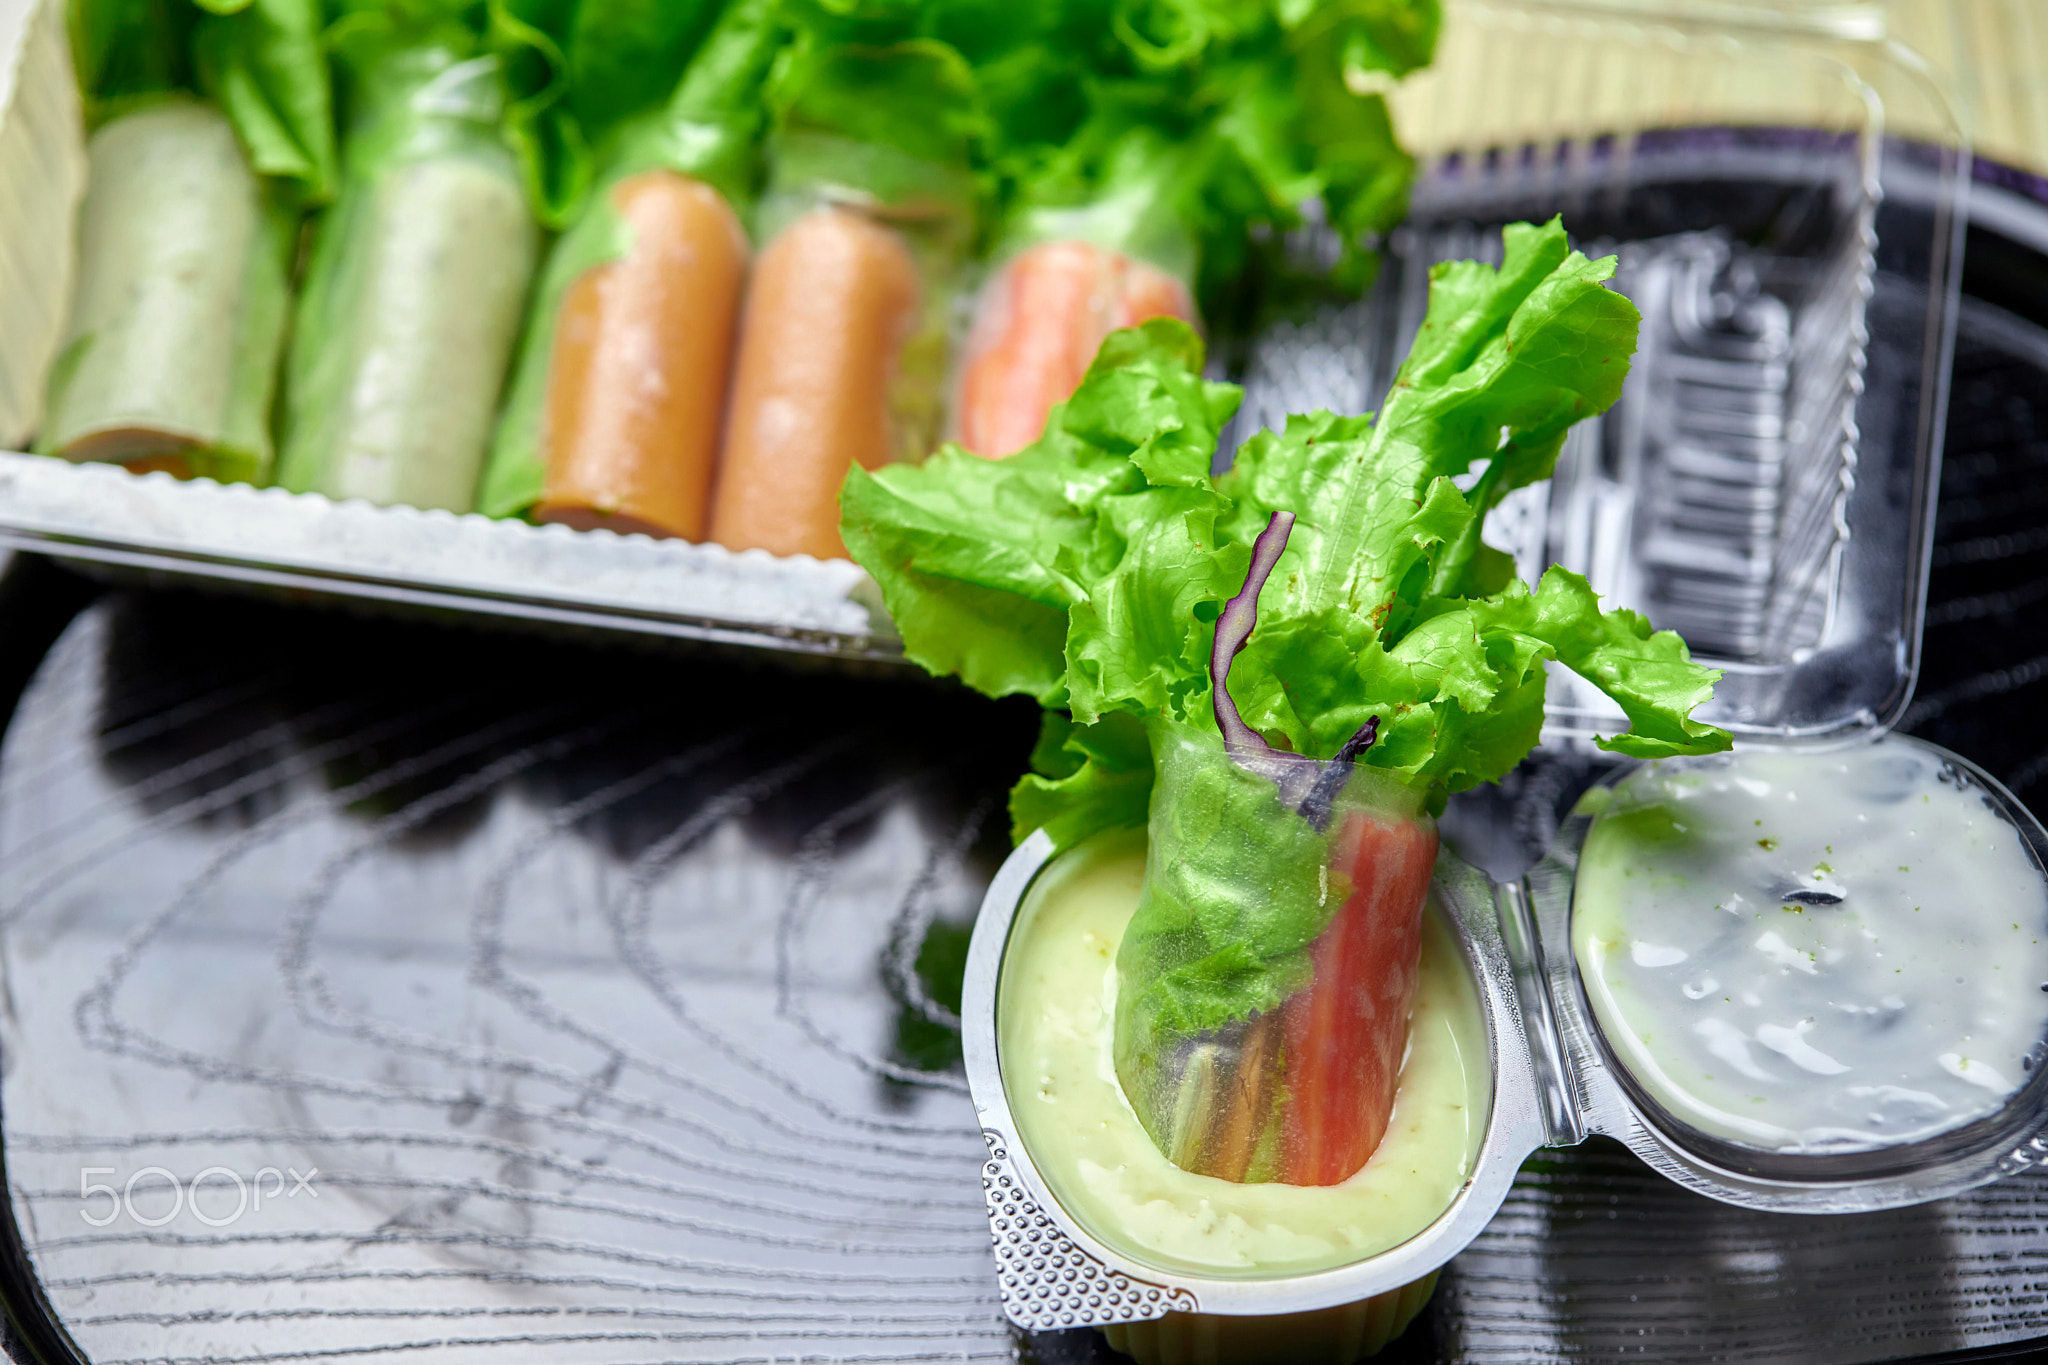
[1280,810,1439,1186]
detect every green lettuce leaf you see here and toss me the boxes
[69,0,336,202]
[771,35,982,173]
[773,0,1103,173]
[488,0,722,226]
[840,218,1731,851]
[982,0,1441,308]
[69,0,200,116]
[1008,711,1153,850]
[641,0,784,207]
[841,321,1236,706]
[840,430,1103,706]
[193,0,339,201]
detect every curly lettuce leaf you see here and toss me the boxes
[1456,568,1731,759]
[1008,711,1153,849]
[192,0,338,201]
[840,431,1104,707]
[986,0,1439,307]
[70,0,336,201]
[840,219,1731,849]
[1207,217,1706,792]
[770,36,984,179]
[777,0,1103,174]
[1218,219,1637,623]
[841,322,1236,706]
[1202,0,1438,291]
[489,0,722,225]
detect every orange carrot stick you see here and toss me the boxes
[955,240,1195,459]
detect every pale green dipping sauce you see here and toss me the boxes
[998,830,1491,1279]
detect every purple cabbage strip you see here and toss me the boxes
[1210,509,1379,830]
[1298,716,1381,832]
[1210,509,1295,759]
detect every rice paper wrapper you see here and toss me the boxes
[950,234,1196,458]
[276,45,537,513]
[947,123,1206,457]
[746,40,981,469]
[39,98,292,484]
[1114,724,1438,1187]
[993,157,1201,291]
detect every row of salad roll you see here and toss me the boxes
[38,0,1441,560]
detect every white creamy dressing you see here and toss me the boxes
[998,830,1491,1278]
[1573,740,2048,1152]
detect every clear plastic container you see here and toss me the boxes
[1223,0,1969,745]
[961,731,2048,1346]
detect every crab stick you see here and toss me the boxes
[533,170,749,539]
[1279,810,1440,1185]
[709,204,922,560]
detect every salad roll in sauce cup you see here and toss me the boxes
[848,218,2048,1358]
[1113,724,1442,1190]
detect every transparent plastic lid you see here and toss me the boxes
[1224,0,1968,745]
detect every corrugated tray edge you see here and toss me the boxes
[0,452,904,659]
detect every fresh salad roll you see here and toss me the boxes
[41,101,292,480]
[40,0,336,482]
[952,113,1206,461]
[1117,722,1439,1184]
[954,165,1198,460]
[707,40,980,561]
[477,0,781,539]
[951,0,1440,459]
[276,20,537,513]
[844,220,1733,1193]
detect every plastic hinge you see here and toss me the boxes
[1494,876,1587,1148]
